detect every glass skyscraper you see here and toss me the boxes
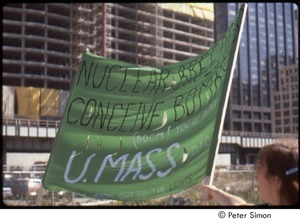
[215,3,298,133]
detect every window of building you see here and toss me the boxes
[243,111,251,119]
[233,122,242,131]
[292,92,297,99]
[283,102,289,107]
[284,118,290,124]
[283,110,290,116]
[292,101,298,107]
[275,111,281,117]
[232,83,240,105]
[253,112,261,119]
[233,111,241,118]
[293,109,298,115]
[292,127,298,133]
[263,124,271,132]
[244,122,252,132]
[254,123,262,132]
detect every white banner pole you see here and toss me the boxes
[200,3,248,205]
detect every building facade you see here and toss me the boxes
[3,3,214,91]
[272,64,298,133]
[3,4,75,90]
[215,3,298,133]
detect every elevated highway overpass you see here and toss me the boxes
[2,118,298,165]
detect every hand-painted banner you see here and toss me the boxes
[43,4,247,201]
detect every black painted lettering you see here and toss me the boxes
[80,98,97,126]
[147,102,165,130]
[106,65,122,91]
[174,95,185,122]
[107,103,123,131]
[132,68,142,93]
[143,69,158,94]
[76,60,91,87]
[92,64,107,88]
[67,97,84,124]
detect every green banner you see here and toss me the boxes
[43,5,247,201]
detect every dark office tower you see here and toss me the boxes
[215,3,298,133]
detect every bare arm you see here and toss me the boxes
[201,185,253,206]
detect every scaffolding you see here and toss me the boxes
[107,3,214,67]
[69,3,215,67]
[3,3,214,91]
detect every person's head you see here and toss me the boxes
[255,138,298,205]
